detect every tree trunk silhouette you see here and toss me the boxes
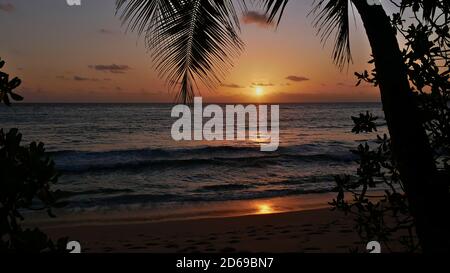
[350,0,450,252]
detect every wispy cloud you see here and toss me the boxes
[74,76,100,82]
[242,11,273,28]
[98,28,116,35]
[89,64,131,74]
[286,75,310,82]
[251,82,275,87]
[57,75,112,82]
[0,3,14,13]
[221,83,244,89]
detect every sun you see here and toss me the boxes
[255,87,264,97]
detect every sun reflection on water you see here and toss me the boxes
[256,203,275,214]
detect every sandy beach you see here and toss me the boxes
[42,205,407,253]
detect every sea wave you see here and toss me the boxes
[51,144,356,173]
[60,187,337,209]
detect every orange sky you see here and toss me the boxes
[0,0,388,103]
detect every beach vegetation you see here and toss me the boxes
[0,59,68,252]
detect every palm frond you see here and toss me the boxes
[310,0,353,70]
[116,0,177,37]
[116,0,244,104]
[259,0,289,25]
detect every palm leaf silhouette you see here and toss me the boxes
[116,0,356,102]
[310,0,352,70]
[116,0,244,104]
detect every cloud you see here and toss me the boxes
[286,75,310,82]
[89,64,131,74]
[98,28,116,35]
[251,82,275,87]
[221,83,244,89]
[242,11,273,28]
[73,76,99,82]
[58,75,112,82]
[0,3,14,13]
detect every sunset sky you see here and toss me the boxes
[0,0,398,103]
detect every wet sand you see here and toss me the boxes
[42,208,407,253]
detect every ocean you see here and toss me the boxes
[0,103,385,213]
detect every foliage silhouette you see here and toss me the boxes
[116,0,244,104]
[0,58,23,106]
[0,59,68,252]
[331,9,450,252]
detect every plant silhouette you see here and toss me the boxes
[0,58,23,106]
[332,13,449,252]
[0,58,68,252]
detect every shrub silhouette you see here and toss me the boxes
[0,58,68,252]
[0,58,23,106]
[331,12,450,252]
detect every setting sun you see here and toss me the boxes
[255,87,264,97]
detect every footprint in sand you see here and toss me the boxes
[165,244,179,249]
[128,246,146,250]
[339,229,353,234]
[193,241,209,246]
[303,247,322,252]
[308,231,325,236]
[178,246,198,253]
[103,247,114,252]
[336,245,351,249]
[221,247,236,253]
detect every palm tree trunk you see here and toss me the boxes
[350,0,450,252]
